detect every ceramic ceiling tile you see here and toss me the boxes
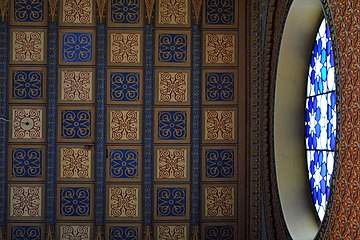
[156,0,190,27]
[58,106,95,143]
[107,107,142,143]
[8,184,45,220]
[202,183,237,219]
[58,145,93,181]
[154,223,190,240]
[155,69,190,105]
[60,0,95,26]
[57,224,93,240]
[108,0,144,27]
[106,184,142,220]
[203,31,238,67]
[105,223,142,239]
[202,108,237,143]
[59,29,96,65]
[106,145,142,182]
[201,222,238,240]
[10,0,47,26]
[155,30,191,67]
[59,68,95,103]
[9,66,47,103]
[9,106,45,143]
[202,0,238,28]
[10,29,47,64]
[8,223,45,240]
[8,145,45,181]
[107,68,143,105]
[57,184,94,221]
[154,145,190,181]
[202,69,238,105]
[108,30,143,66]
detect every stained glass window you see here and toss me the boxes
[305,18,336,221]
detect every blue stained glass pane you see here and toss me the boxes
[306,18,336,222]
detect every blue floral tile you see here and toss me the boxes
[60,30,95,65]
[109,0,142,26]
[156,31,190,67]
[203,70,238,104]
[10,225,43,240]
[58,185,93,220]
[107,70,142,104]
[203,224,236,240]
[59,107,94,142]
[155,185,190,220]
[204,0,237,27]
[107,146,142,181]
[155,108,190,143]
[202,147,237,181]
[10,67,45,102]
[106,224,142,240]
[12,0,46,24]
[9,146,44,180]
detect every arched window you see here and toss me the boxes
[305,18,336,221]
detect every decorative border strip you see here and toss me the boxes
[0,22,8,226]
[191,24,201,225]
[144,24,154,225]
[95,23,107,226]
[46,22,58,225]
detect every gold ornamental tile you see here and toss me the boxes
[203,31,238,67]
[59,0,96,26]
[202,183,237,220]
[154,223,190,240]
[156,0,190,27]
[202,108,237,143]
[106,184,142,221]
[154,145,190,182]
[58,145,94,181]
[10,29,47,64]
[155,69,191,105]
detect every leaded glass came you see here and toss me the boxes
[305,18,336,221]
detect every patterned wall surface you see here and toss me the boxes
[322,1,360,239]
[2,0,245,239]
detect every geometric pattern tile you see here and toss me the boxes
[154,146,190,181]
[57,184,94,220]
[10,0,47,25]
[10,29,47,64]
[154,223,190,240]
[154,184,190,220]
[58,146,93,180]
[203,31,238,66]
[105,223,142,240]
[201,222,237,240]
[8,223,45,240]
[57,224,93,240]
[108,0,144,27]
[106,185,141,220]
[107,69,143,104]
[60,0,95,26]
[202,69,238,105]
[203,0,238,28]
[58,106,95,142]
[8,145,45,181]
[107,108,142,143]
[8,184,44,220]
[154,108,190,143]
[59,68,95,103]
[155,69,190,105]
[156,0,190,27]
[9,66,47,103]
[9,106,45,142]
[106,146,142,182]
[202,146,237,181]
[59,29,96,65]
[155,30,191,67]
[202,184,237,219]
[203,108,237,143]
[108,30,143,66]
